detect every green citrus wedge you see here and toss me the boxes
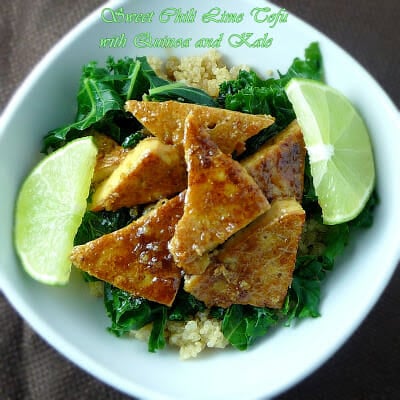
[14,136,98,285]
[285,78,375,225]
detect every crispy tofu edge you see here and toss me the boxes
[241,120,306,202]
[71,192,185,306]
[168,111,270,276]
[124,99,275,155]
[184,199,306,309]
[90,137,187,211]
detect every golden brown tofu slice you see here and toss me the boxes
[241,120,306,202]
[90,137,187,211]
[184,199,305,309]
[125,100,274,155]
[168,112,270,275]
[92,133,128,184]
[70,193,185,306]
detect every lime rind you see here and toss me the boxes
[285,78,375,225]
[14,136,98,285]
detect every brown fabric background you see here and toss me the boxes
[0,1,399,399]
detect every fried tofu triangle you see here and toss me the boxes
[184,199,305,309]
[90,137,187,211]
[125,100,274,155]
[70,193,185,306]
[169,112,270,275]
[92,132,128,184]
[241,120,306,202]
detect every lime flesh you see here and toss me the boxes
[285,78,375,224]
[14,137,98,285]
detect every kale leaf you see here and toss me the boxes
[219,73,296,128]
[103,285,207,353]
[43,56,216,152]
[219,42,323,112]
[74,208,137,283]
[43,58,143,152]
[104,283,155,336]
[220,42,323,158]
[106,57,149,101]
[104,283,169,352]
[148,307,168,352]
[349,189,379,229]
[74,208,135,246]
[121,131,146,148]
[221,305,278,350]
[168,289,206,321]
[139,56,217,106]
[71,43,377,354]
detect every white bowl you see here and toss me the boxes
[1,1,399,399]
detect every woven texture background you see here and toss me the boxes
[1,1,399,399]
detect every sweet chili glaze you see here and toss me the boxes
[184,199,305,309]
[125,100,275,155]
[71,192,185,306]
[168,111,270,276]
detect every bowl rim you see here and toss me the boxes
[1,1,400,399]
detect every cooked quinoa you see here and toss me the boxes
[298,217,328,257]
[88,269,229,360]
[130,52,243,358]
[87,51,323,359]
[130,310,228,360]
[88,215,323,360]
[148,49,248,97]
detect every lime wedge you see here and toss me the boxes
[285,78,375,225]
[14,137,98,285]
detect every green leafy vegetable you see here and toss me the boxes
[106,57,149,101]
[139,56,217,106]
[43,56,216,152]
[146,82,218,106]
[288,277,321,320]
[323,223,350,265]
[349,189,379,229]
[104,283,154,336]
[43,58,143,152]
[74,208,137,283]
[104,283,169,352]
[148,307,168,352]
[69,43,377,355]
[137,56,171,88]
[74,208,135,246]
[219,71,296,128]
[221,305,278,350]
[168,289,206,321]
[284,256,325,322]
[219,43,323,114]
[220,42,323,158]
[301,155,319,208]
[103,285,207,353]
[121,131,146,148]
[281,157,350,323]
[283,41,323,81]
[43,64,123,152]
